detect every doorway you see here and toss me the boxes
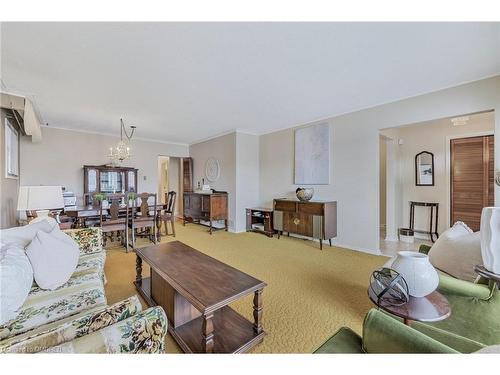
[157,156,182,216]
[450,134,495,231]
[379,111,495,256]
[158,156,170,204]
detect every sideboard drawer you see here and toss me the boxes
[297,202,323,216]
[274,200,297,212]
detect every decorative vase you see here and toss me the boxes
[480,207,500,274]
[296,188,314,201]
[390,251,439,297]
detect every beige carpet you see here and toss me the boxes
[104,222,386,353]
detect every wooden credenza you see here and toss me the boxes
[183,192,228,234]
[273,199,337,250]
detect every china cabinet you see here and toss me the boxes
[83,165,138,205]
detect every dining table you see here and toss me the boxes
[64,204,171,240]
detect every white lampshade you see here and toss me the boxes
[17,186,64,211]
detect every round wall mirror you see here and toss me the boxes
[415,151,434,186]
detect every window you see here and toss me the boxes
[5,118,19,178]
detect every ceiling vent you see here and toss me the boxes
[450,116,469,126]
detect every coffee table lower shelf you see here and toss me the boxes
[135,277,265,353]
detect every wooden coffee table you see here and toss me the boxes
[134,241,267,353]
[368,283,451,326]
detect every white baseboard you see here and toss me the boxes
[384,235,399,242]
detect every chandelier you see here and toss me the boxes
[108,118,136,164]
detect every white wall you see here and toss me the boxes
[379,135,387,227]
[20,127,189,203]
[260,76,500,253]
[235,132,260,232]
[189,132,237,230]
[381,111,495,236]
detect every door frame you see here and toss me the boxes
[445,131,494,228]
[157,155,170,204]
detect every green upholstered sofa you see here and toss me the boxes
[418,244,500,346]
[0,227,167,353]
[314,309,486,354]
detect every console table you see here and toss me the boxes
[409,201,439,242]
[183,192,228,234]
[273,199,337,250]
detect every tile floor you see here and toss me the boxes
[379,227,433,257]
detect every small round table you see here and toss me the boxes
[368,283,451,325]
[474,265,500,283]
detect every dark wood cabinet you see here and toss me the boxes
[182,157,193,193]
[83,165,138,205]
[273,199,337,250]
[246,208,274,237]
[183,192,228,234]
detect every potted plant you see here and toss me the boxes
[126,192,136,207]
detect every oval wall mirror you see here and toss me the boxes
[415,151,434,186]
[205,157,220,182]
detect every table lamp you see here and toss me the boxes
[17,185,64,223]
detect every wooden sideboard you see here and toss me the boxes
[183,192,228,234]
[273,199,337,250]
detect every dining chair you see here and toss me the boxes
[99,193,129,252]
[158,191,177,237]
[128,193,157,248]
[82,193,102,228]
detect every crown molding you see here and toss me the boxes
[189,128,260,146]
[42,124,189,147]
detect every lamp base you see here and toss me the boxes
[30,210,60,225]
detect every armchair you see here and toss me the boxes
[415,244,500,346]
[314,309,485,354]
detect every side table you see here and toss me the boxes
[474,265,500,283]
[368,283,451,326]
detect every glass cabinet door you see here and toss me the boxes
[100,170,124,193]
[87,168,98,193]
[127,170,136,192]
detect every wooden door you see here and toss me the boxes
[451,135,494,231]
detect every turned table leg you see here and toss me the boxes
[202,313,215,353]
[135,255,143,286]
[253,289,263,334]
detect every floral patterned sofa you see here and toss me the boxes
[0,227,167,353]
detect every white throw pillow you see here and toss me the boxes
[49,224,79,247]
[0,244,34,324]
[26,228,79,290]
[428,222,481,282]
[0,220,53,248]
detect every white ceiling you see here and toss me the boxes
[1,22,499,144]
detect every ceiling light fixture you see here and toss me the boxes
[108,118,136,164]
[450,116,469,126]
